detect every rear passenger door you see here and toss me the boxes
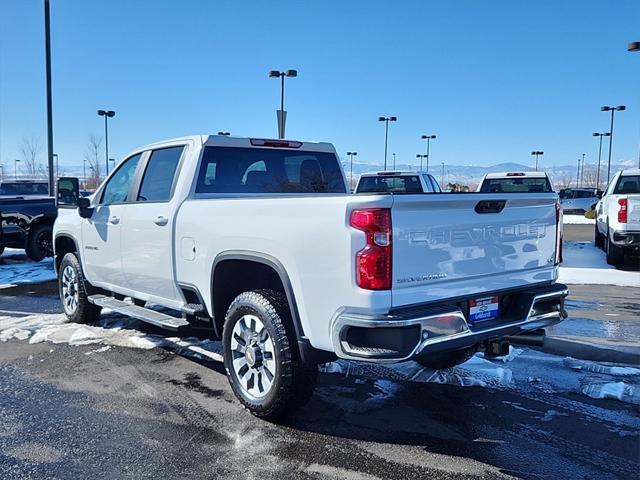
[120,145,186,304]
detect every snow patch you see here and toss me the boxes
[582,382,637,404]
[0,258,56,287]
[559,242,640,287]
[563,215,594,225]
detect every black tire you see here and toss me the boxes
[223,289,317,421]
[594,222,605,249]
[25,223,53,261]
[415,348,475,370]
[58,252,102,323]
[606,233,624,266]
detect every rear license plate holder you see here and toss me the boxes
[469,296,500,324]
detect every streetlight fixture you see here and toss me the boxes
[531,151,544,171]
[601,105,625,185]
[392,153,397,169]
[97,109,116,175]
[14,159,20,179]
[440,162,445,187]
[347,151,357,189]
[628,41,640,52]
[83,158,87,189]
[421,134,436,172]
[592,132,611,190]
[217,131,231,136]
[378,116,397,170]
[576,157,581,188]
[581,153,586,188]
[416,154,428,171]
[269,69,297,139]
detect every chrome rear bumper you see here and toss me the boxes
[331,283,568,362]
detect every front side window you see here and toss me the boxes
[195,147,346,194]
[137,146,184,202]
[101,153,142,205]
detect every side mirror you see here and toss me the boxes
[56,177,79,208]
[78,197,94,219]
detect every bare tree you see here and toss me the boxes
[84,134,103,189]
[19,135,45,178]
[554,172,574,190]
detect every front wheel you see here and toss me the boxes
[59,252,102,323]
[223,289,317,421]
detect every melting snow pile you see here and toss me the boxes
[0,311,223,362]
[559,241,640,287]
[0,249,56,287]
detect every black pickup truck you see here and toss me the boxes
[0,196,57,261]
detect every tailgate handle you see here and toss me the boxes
[475,200,506,214]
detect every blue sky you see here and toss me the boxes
[0,0,638,173]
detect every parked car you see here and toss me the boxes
[477,172,554,193]
[0,180,50,198]
[559,188,600,214]
[0,195,57,260]
[355,171,441,194]
[595,169,640,265]
[53,134,567,420]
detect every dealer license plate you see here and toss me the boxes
[469,296,499,323]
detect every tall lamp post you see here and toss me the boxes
[421,134,436,172]
[416,154,427,171]
[53,153,58,178]
[392,153,397,169]
[576,158,581,188]
[82,158,87,189]
[109,158,116,172]
[531,151,543,171]
[269,69,297,139]
[593,132,610,191]
[347,151,357,189]
[441,162,445,187]
[378,116,397,170]
[97,109,115,175]
[44,0,54,196]
[601,105,625,185]
[580,153,586,188]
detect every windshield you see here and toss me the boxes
[357,175,423,193]
[0,182,49,195]
[614,175,640,194]
[195,147,346,194]
[479,177,553,193]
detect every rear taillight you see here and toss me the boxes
[618,198,628,223]
[350,208,392,290]
[555,200,563,265]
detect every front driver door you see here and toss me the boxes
[81,153,144,289]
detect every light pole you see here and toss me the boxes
[109,158,116,172]
[531,151,543,171]
[421,134,436,172]
[601,105,625,185]
[378,116,397,170]
[576,158,581,188]
[82,158,87,189]
[392,153,397,169]
[97,109,116,175]
[581,153,586,188]
[347,151,357,189]
[416,154,427,171]
[53,153,58,178]
[217,131,230,136]
[0,165,4,181]
[269,69,297,139]
[592,132,610,191]
[441,162,445,187]
[44,0,54,196]
[14,159,20,179]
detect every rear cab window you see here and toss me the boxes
[195,146,346,194]
[614,175,640,194]
[479,177,553,193]
[357,175,423,193]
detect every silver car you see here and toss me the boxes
[559,188,600,214]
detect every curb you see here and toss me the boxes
[537,335,640,365]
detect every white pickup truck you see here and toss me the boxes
[595,169,640,265]
[54,134,567,420]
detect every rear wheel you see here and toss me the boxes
[58,252,101,323]
[415,347,475,370]
[26,224,53,261]
[223,289,317,421]
[606,233,624,266]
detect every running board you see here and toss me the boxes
[88,294,189,330]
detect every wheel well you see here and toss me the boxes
[211,258,299,342]
[54,235,77,271]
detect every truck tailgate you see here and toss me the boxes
[391,193,558,307]
[627,195,640,225]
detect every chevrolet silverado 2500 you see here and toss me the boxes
[53,134,568,419]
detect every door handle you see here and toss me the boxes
[109,216,120,225]
[154,216,168,226]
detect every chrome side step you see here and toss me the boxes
[88,294,189,330]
